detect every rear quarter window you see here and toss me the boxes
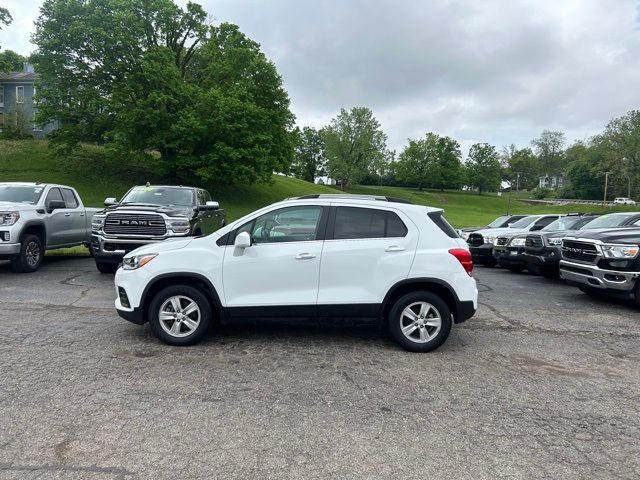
[427,211,459,238]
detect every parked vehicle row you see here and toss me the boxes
[471,212,640,306]
[0,186,478,352]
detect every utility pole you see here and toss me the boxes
[603,171,611,203]
[516,172,521,193]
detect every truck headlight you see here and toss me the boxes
[167,218,190,234]
[122,253,158,270]
[601,245,639,259]
[0,212,20,226]
[92,215,105,231]
[547,237,563,246]
[510,238,525,246]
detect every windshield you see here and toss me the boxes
[509,216,538,228]
[0,185,46,204]
[488,216,510,228]
[581,213,636,229]
[542,217,584,231]
[121,186,194,207]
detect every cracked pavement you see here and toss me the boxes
[0,257,638,479]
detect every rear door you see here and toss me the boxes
[60,188,87,243]
[317,205,418,313]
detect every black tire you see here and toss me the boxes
[10,234,43,273]
[387,291,452,353]
[634,281,640,309]
[579,286,606,298]
[483,259,497,268]
[148,285,212,346]
[95,261,119,274]
[541,268,558,279]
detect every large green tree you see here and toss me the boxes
[323,107,387,188]
[396,133,463,191]
[291,126,325,183]
[0,7,11,51]
[466,143,502,194]
[531,130,565,175]
[0,50,27,72]
[502,145,539,190]
[33,0,294,184]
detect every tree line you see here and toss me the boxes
[3,0,639,199]
[292,108,640,199]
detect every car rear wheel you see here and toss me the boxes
[388,291,452,352]
[149,285,212,346]
[507,265,525,273]
[11,234,43,273]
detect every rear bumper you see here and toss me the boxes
[455,300,476,324]
[559,260,639,292]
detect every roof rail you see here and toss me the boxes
[288,194,413,204]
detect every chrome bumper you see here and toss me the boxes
[0,242,21,256]
[559,260,639,292]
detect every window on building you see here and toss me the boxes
[16,86,25,104]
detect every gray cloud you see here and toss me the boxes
[2,0,639,153]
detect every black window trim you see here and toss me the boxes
[326,205,408,240]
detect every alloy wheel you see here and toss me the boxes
[399,301,442,343]
[158,295,201,338]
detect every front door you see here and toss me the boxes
[44,188,76,247]
[222,205,326,313]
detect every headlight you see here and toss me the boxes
[0,212,20,226]
[484,236,496,244]
[461,232,470,241]
[510,238,525,246]
[601,245,639,259]
[166,218,190,234]
[547,237,563,246]
[122,253,158,270]
[91,215,105,231]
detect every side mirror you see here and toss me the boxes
[104,197,117,206]
[234,231,252,249]
[199,201,220,211]
[47,200,66,213]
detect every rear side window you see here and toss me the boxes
[333,207,408,239]
[61,188,78,208]
[427,211,459,238]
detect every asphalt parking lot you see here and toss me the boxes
[0,257,638,479]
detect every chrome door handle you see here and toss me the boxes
[79,213,85,217]
[64,213,71,217]
[295,253,316,260]
[385,246,405,252]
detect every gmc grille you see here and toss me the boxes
[467,234,484,247]
[104,213,167,236]
[562,240,598,263]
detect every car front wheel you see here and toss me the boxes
[148,285,212,346]
[11,234,43,273]
[388,291,452,352]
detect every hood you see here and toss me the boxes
[101,204,195,218]
[125,237,194,257]
[566,227,640,244]
[461,226,488,233]
[535,229,574,240]
[0,201,37,212]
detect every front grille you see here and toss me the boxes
[562,240,598,263]
[104,242,144,253]
[496,237,508,246]
[104,213,166,236]
[467,234,484,247]
[525,235,543,253]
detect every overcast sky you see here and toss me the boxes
[1,0,639,154]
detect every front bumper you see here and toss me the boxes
[559,260,639,292]
[0,242,21,257]
[469,243,495,263]
[495,246,527,267]
[524,246,561,269]
[91,234,164,262]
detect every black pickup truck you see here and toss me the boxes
[560,227,640,306]
[90,185,226,273]
[527,212,640,278]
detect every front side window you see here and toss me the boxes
[16,86,24,104]
[238,206,323,244]
[333,207,408,239]
[45,187,64,206]
[61,188,79,208]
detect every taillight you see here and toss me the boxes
[449,248,473,276]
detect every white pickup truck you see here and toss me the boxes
[0,182,101,272]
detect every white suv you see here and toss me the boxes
[114,195,477,352]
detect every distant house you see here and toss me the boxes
[539,174,565,190]
[0,63,57,138]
